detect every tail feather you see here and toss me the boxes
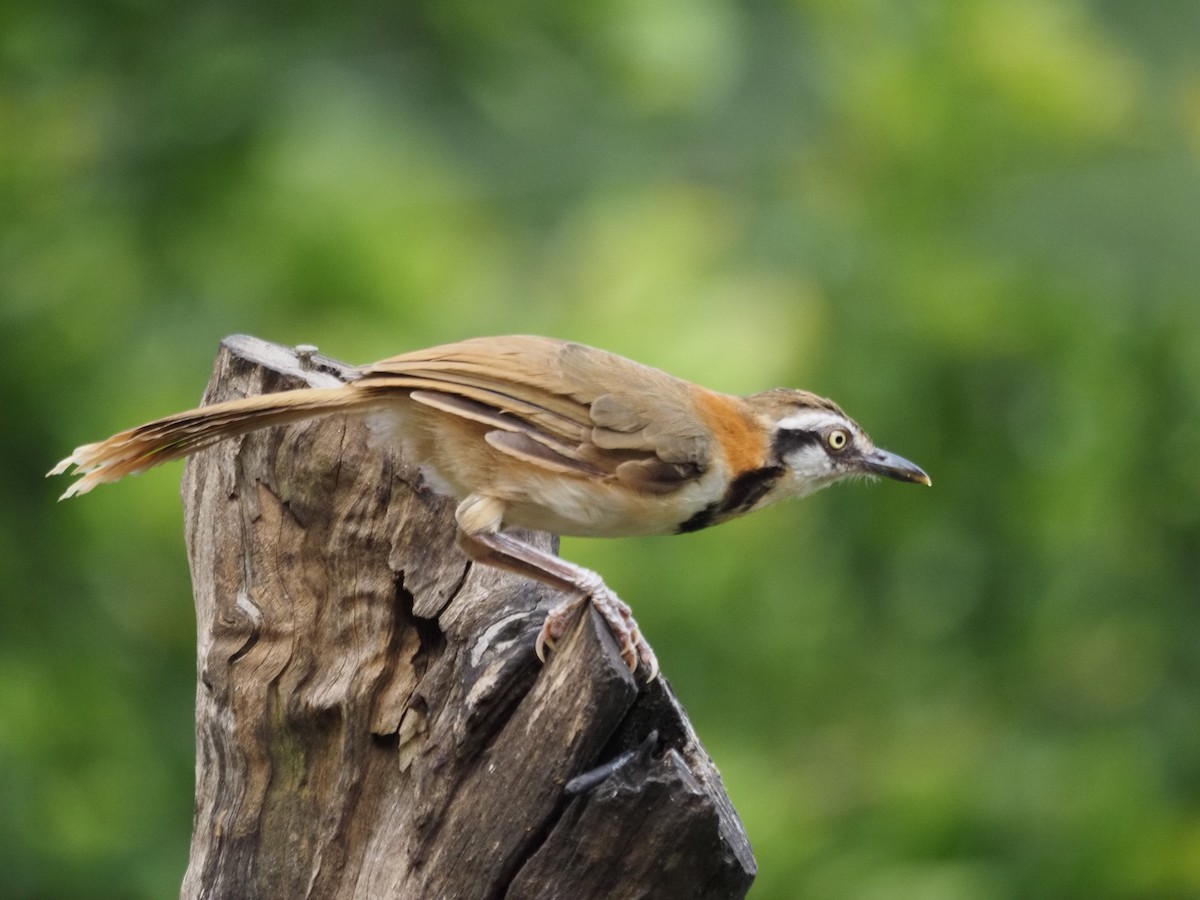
[49,387,377,499]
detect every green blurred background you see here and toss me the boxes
[5,1,1200,897]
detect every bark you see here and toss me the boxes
[178,335,756,900]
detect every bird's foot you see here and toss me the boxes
[536,581,659,681]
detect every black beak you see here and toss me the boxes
[861,448,931,486]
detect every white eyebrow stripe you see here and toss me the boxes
[776,411,846,433]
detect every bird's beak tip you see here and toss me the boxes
[864,449,931,487]
[897,467,933,487]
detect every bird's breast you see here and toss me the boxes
[497,468,728,538]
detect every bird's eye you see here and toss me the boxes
[827,429,849,452]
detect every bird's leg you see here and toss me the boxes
[456,529,659,680]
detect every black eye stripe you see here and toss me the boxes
[772,428,824,458]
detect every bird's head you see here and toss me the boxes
[751,389,931,502]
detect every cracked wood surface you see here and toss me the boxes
[177,335,756,900]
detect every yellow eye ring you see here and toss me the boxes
[827,429,849,451]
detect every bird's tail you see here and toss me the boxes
[48,387,378,499]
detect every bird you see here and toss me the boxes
[49,335,931,679]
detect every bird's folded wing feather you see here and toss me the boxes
[355,336,714,492]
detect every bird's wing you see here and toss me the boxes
[355,336,717,492]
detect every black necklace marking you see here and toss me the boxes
[677,464,785,534]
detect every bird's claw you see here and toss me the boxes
[536,588,659,681]
[534,630,552,664]
[536,594,584,664]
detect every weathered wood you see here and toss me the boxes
[178,335,756,900]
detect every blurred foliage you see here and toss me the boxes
[4,0,1200,897]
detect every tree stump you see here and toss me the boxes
[177,336,756,899]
